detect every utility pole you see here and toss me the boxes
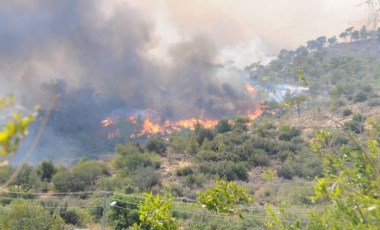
[101,191,108,230]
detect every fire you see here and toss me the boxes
[102,117,119,127]
[102,82,263,139]
[245,106,263,120]
[245,83,256,95]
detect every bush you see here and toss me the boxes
[131,166,160,192]
[169,135,188,154]
[52,170,86,192]
[344,113,366,134]
[249,149,270,166]
[0,200,65,229]
[114,152,161,175]
[175,166,194,177]
[146,137,167,155]
[215,119,232,133]
[277,165,294,180]
[60,207,92,227]
[332,135,350,146]
[353,91,367,103]
[199,161,249,181]
[278,126,301,141]
[342,108,352,116]
[367,98,380,107]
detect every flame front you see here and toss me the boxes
[102,82,263,139]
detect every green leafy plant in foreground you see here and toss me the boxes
[0,96,35,165]
[266,120,380,229]
[197,178,253,217]
[133,192,179,230]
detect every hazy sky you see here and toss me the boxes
[0,0,369,104]
[113,0,368,66]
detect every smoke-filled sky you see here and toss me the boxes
[0,0,368,162]
[0,0,367,116]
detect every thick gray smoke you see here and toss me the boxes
[0,1,258,163]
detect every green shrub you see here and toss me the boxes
[175,166,194,177]
[249,149,270,166]
[332,135,350,146]
[367,98,380,107]
[60,207,92,227]
[278,126,301,141]
[199,161,249,181]
[277,165,294,180]
[146,137,167,155]
[342,108,352,116]
[353,91,367,102]
[169,135,188,154]
[131,166,161,192]
[344,113,366,134]
[215,119,232,133]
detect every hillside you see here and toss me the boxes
[2,27,380,229]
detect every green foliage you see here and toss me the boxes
[146,137,167,155]
[197,179,253,216]
[367,98,380,107]
[268,122,380,229]
[175,166,194,177]
[353,91,368,103]
[108,194,141,230]
[60,206,92,227]
[52,169,86,192]
[199,160,249,181]
[0,96,35,163]
[308,123,380,229]
[133,192,179,230]
[233,117,251,132]
[342,108,353,116]
[11,164,40,190]
[0,200,64,230]
[344,113,366,134]
[194,124,215,145]
[36,160,56,182]
[132,166,161,192]
[0,165,14,184]
[169,134,188,154]
[114,151,161,175]
[215,119,232,133]
[278,126,301,141]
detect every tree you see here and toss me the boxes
[290,94,308,116]
[215,119,232,133]
[316,36,327,50]
[36,160,56,182]
[197,178,253,217]
[339,32,348,42]
[360,25,368,40]
[351,30,360,41]
[133,192,179,230]
[327,36,337,46]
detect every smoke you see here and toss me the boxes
[0,0,262,163]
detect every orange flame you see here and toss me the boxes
[245,106,263,120]
[102,83,263,139]
[102,117,119,127]
[245,83,256,95]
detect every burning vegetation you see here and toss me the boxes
[102,83,263,139]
